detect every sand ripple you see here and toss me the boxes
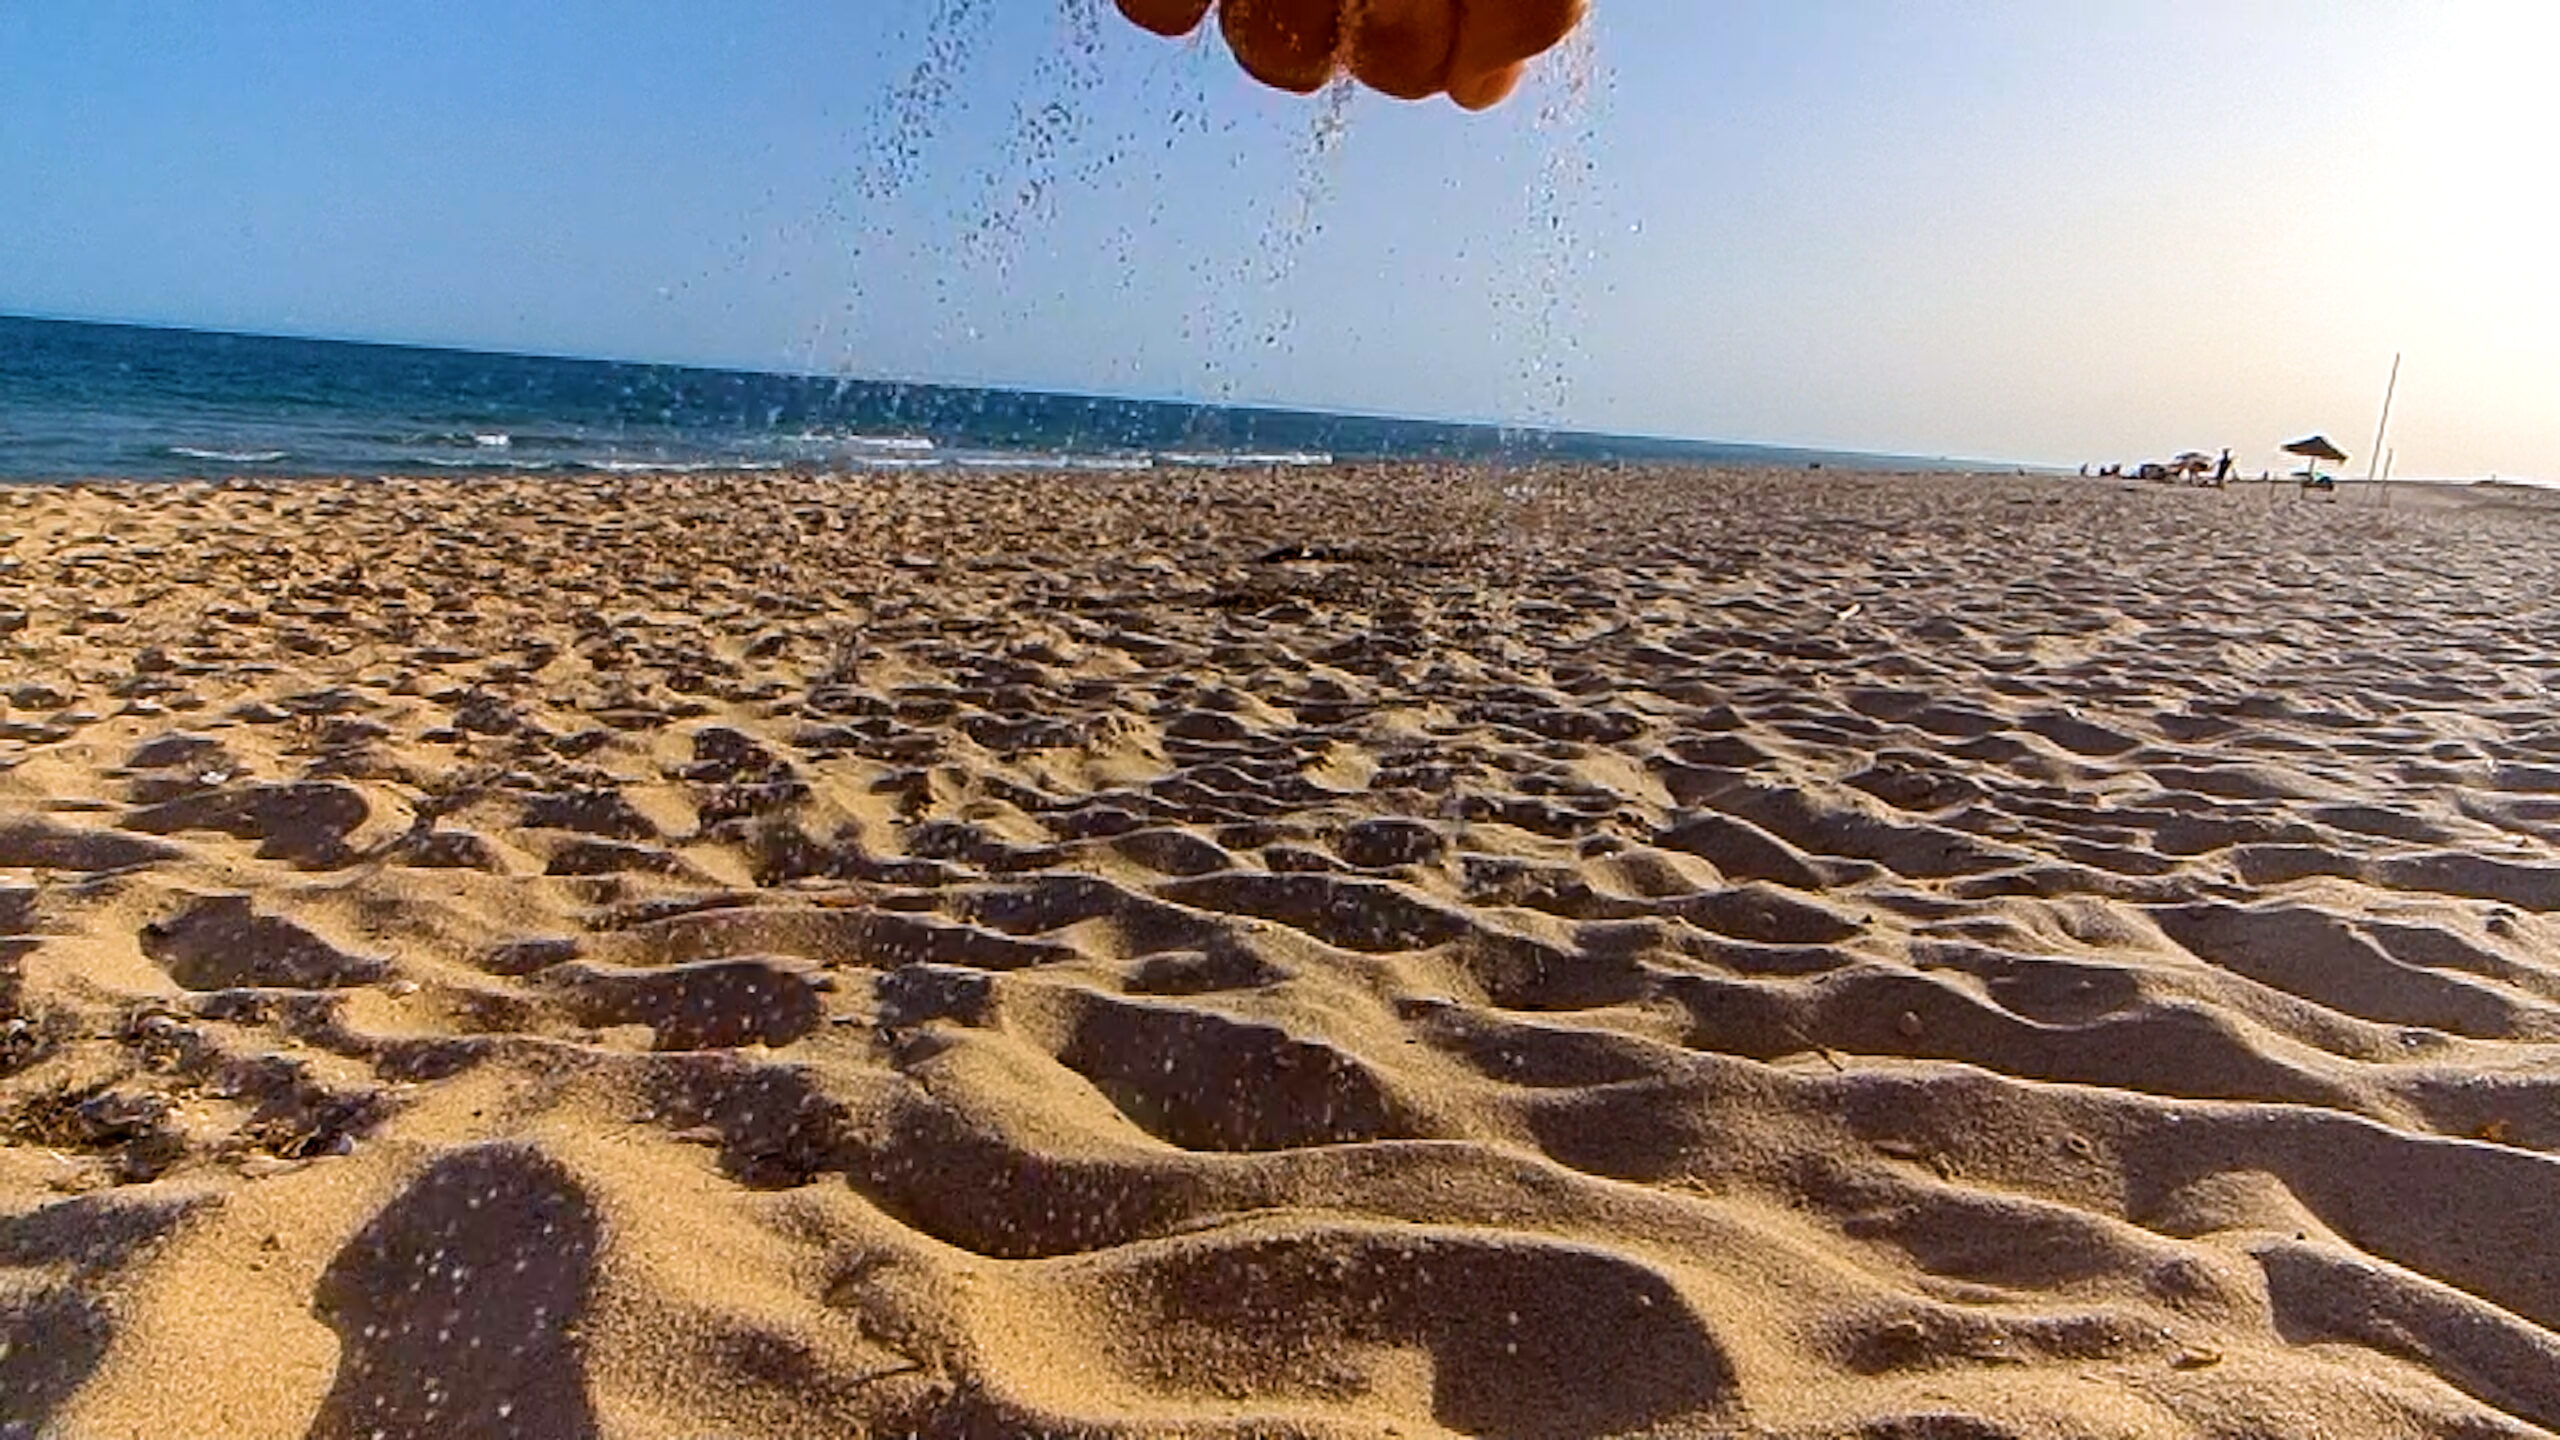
[5,467,2560,1436]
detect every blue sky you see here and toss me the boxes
[4,2,2551,477]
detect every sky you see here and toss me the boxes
[2,1,2553,478]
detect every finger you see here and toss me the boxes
[1116,0,1214,37]
[1447,0,1584,101]
[1446,58,1525,110]
[1219,0,1342,93]
[1344,0,1458,102]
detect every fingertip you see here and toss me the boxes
[1239,60,1337,95]
[1446,0,1584,104]
[1116,0,1215,37]
[1447,60,1524,110]
[1220,0,1342,93]
[1346,0,1458,103]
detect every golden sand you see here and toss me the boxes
[3,464,2559,1437]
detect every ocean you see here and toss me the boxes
[0,314,1935,483]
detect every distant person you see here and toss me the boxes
[2212,448,2232,486]
[1115,0,1588,109]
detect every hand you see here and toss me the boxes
[1117,0,1587,110]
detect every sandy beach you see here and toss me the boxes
[4,462,2560,1437]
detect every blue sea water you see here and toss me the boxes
[0,314,1929,482]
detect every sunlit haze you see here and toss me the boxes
[3,1,2549,478]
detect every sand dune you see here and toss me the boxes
[4,465,2560,1437]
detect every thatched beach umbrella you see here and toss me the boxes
[2282,435,2348,491]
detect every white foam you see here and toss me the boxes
[169,447,288,464]
[954,453,1155,472]
[1159,451,1334,469]
[418,455,562,471]
[777,431,935,453]
[587,459,790,475]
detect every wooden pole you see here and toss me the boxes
[2367,352,2401,482]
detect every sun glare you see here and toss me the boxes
[2348,4,2560,473]
[2393,7,2560,306]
